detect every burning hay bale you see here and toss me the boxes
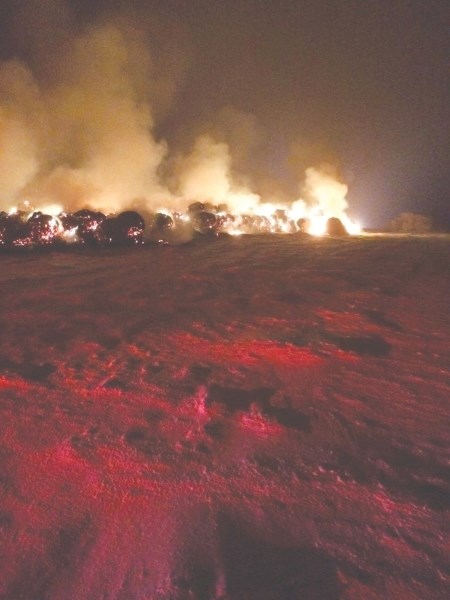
[0,212,30,248]
[0,201,362,252]
[72,210,106,245]
[1,211,63,248]
[152,213,174,232]
[147,212,175,244]
[191,211,220,236]
[28,212,62,245]
[99,211,145,246]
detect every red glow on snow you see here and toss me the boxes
[167,333,323,369]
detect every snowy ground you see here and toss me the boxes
[0,233,449,600]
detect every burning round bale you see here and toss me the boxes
[0,203,358,252]
[27,212,62,245]
[0,211,30,248]
[0,209,147,250]
[151,213,174,233]
[148,212,175,243]
[99,211,145,246]
[192,211,221,236]
[0,211,62,248]
[70,210,146,247]
[71,210,106,245]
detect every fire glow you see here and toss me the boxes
[0,18,362,249]
[1,158,363,249]
[0,192,361,250]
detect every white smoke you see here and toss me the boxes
[0,17,174,213]
[302,166,349,216]
[0,61,42,203]
[175,135,260,213]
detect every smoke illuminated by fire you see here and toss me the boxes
[0,10,361,239]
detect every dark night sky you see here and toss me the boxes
[0,0,449,226]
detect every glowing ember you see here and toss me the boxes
[0,198,361,250]
[1,165,362,249]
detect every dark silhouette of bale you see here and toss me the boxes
[116,210,145,229]
[326,217,348,236]
[0,213,32,248]
[187,201,205,215]
[192,211,219,234]
[73,210,106,245]
[151,212,174,232]
[99,211,145,246]
[116,210,145,244]
[98,217,120,245]
[296,218,311,233]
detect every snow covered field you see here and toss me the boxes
[0,233,449,599]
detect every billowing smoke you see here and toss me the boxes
[175,135,260,214]
[0,61,41,202]
[0,15,173,214]
[0,2,358,232]
[302,166,349,216]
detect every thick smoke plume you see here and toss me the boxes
[0,14,172,214]
[0,3,356,227]
[175,135,260,214]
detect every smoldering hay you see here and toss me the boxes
[0,11,361,237]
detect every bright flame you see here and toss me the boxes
[2,157,362,241]
[308,217,328,237]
